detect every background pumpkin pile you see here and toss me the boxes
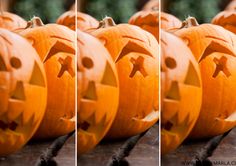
[160,2,236,154]
[0,9,76,156]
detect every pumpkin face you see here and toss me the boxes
[175,19,236,138]
[92,18,159,138]
[161,30,202,155]
[0,28,47,155]
[160,12,182,31]
[0,12,27,31]
[77,30,119,155]
[212,11,236,34]
[129,10,158,40]
[20,18,76,139]
[56,11,76,31]
[76,12,99,32]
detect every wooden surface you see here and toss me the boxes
[0,134,75,166]
[78,124,159,166]
[162,128,236,166]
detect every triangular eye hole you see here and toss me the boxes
[43,41,75,63]
[82,81,98,101]
[184,61,201,87]
[29,62,46,87]
[115,41,153,63]
[199,41,236,63]
[11,81,26,101]
[101,62,117,87]
[166,81,181,101]
[0,56,7,71]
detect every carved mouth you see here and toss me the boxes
[0,120,18,131]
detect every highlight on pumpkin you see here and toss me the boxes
[161,0,236,158]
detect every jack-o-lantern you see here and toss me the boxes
[160,12,182,31]
[212,10,236,34]
[175,17,236,138]
[19,17,75,139]
[92,17,159,139]
[56,11,76,31]
[0,12,27,31]
[225,0,236,11]
[142,0,159,11]
[78,30,119,155]
[129,9,158,40]
[76,12,99,32]
[161,30,202,155]
[0,28,47,155]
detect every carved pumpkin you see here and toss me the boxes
[175,17,236,138]
[161,30,202,155]
[129,9,158,40]
[142,0,159,11]
[78,30,119,155]
[92,17,159,139]
[56,11,76,31]
[160,12,182,31]
[225,0,236,11]
[0,12,27,31]
[0,28,47,155]
[76,12,99,32]
[212,10,236,34]
[19,17,75,139]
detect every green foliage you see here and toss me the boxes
[168,0,221,23]
[86,0,138,23]
[13,0,65,23]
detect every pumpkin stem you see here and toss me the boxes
[181,16,199,28]
[25,16,45,28]
[97,16,116,28]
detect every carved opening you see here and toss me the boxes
[184,61,201,87]
[82,57,94,69]
[213,56,231,78]
[79,121,90,131]
[199,41,235,63]
[129,56,148,77]
[83,81,98,100]
[43,41,75,63]
[165,57,176,69]
[0,56,7,71]
[115,41,153,63]
[11,81,26,101]
[166,81,181,100]
[10,57,22,69]
[58,56,75,77]
[29,62,46,87]
[0,120,18,131]
[101,62,117,87]
[162,121,173,131]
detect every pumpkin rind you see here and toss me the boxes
[0,12,27,31]
[77,29,119,155]
[92,20,159,138]
[161,30,202,154]
[0,28,47,155]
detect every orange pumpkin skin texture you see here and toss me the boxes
[0,12,27,31]
[77,30,119,155]
[225,0,236,11]
[56,11,76,31]
[19,18,75,139]
[92,18,159,139]
[160,12,182,31]
[142,0,159,11]
[212,11,236,34]
[0,28,47,155]
[175,18,236,139]
[161,30,202,155]
[129,10,158,40]
[76,12,99,32]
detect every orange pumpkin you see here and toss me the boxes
[225,0,236,11]
[56,11,77,31]
[129,9,158,40]
[0,28,47,155]
[212,10,236,34]
[92,17,159,139]
[77,12,99,32]
[161,30,202,155]
[142,0,159,11]
[160,12,182,31]
[19,17,76,139]
[0,12,27,31]
[175,17,236,138]
[78,29,119,155]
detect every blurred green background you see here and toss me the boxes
[163,0,232,23]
